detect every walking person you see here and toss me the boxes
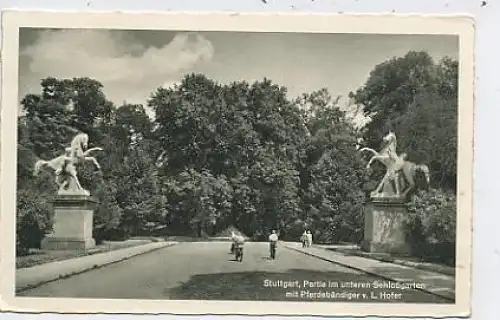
[269,230,279,260]
[306,230,313,248]
[232,234,245,262]
[300,231,307,248]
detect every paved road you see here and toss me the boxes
[18,242,449,303]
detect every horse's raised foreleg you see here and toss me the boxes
[359,147,378,156]
[366,155,382,169]
[83,147,104,157]
[84,156,101,170]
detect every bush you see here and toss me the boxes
[16,189,53,255]
[405,188,456,265]
[92,182,123,244]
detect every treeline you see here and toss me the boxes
[17,51,458,265]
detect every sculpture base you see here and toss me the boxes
[361,197,410,255]
[58,188,90,196]
[41,195,98,251]
[41,236,96,250]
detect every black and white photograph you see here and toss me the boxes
[0,11,474,318]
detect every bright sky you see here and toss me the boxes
[19,28,458,124]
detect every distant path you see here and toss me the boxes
[19,242,449,303]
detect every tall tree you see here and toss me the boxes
[296,89,371,243]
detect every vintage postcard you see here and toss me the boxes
[0,10,474,318]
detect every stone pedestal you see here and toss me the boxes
[41,195,98,250]
[361,197,411,255]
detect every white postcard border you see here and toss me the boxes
[0,10,474,317]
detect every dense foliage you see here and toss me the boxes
[405,189,457,265]
[17,50,458,265]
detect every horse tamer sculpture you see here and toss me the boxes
[33,132,103,196]
[359,131,430,198]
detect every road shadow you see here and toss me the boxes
[167,269,452,303]
[228,258,244,262]
[369,264,455,299]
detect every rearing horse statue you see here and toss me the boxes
[34,132,104,195]
[359,131,430,198]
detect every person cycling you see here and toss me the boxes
[269,230,279,260]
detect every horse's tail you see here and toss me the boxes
[33,160,47,176]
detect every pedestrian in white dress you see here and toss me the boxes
[306,230,313,247]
